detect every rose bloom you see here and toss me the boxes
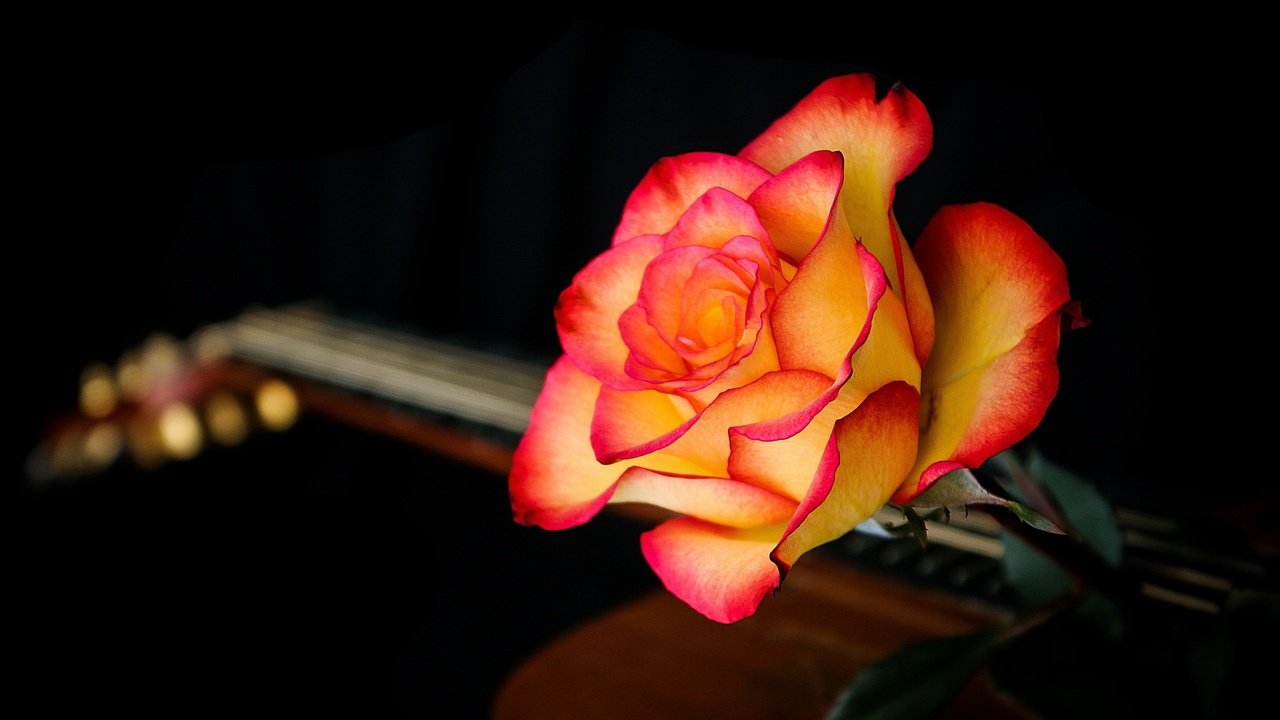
[510,74,1081,623]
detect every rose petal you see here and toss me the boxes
[771,222,888,382]
[640,517,784,624]
[510,356,701,529]
[747,149,846,265]
[636,244,723,351]
[659,369,833,477]
[613,152,773,244]
[509,356,621,529]
[892,211,935,365]
[611,467,796,528]
[741,75,931,189]
[677,312,781,411]
[900,312,1064,502]
[846,282,920,400]
[618,302,688,381]
[591,383,698,463]
[725,371,867,502]
[898,203,1073,499]
[660,186,772,253]
[557,235,664,390]
[772,381,920,572]
[741,74,934,355]
[727,240,908,499]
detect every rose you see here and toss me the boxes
[509,74,1080,623]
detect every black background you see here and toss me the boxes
[10,17,1255,718]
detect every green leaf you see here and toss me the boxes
[1027,450,1123,567]
[1001,533,1124,636]
[825,628,1001,720]
[1003,534,1124,638]
[909,467,1065,534]
[909,467,1001,507]
[999,451,1125,632]
[1006,500,1068,534]
[1001,528,1071,607]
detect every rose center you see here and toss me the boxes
[620,234,783,390]
[679,287,745,354]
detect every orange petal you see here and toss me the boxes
[617,302,688,382]
[611,467,796,528]
[641,517,784,623]
[635,244,724,352]
[661,186,772,253]
[740,74,934,351]
[613,152,773,244]
[556,235,663,390]
[725,370,867,502]
[845,280,921,400]
[893,211,935,365]
[900,203,1074,499]
[772,381,920,572]
[509,356,622,529]
[591,383,697,463]
[677,312,781,411]
[510,356,701,529]
[747,149,845,265]
[659,369,833,477]
[770,220,886,382]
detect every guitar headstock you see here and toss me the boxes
[27,326,301,486]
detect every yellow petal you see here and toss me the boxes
[899,203,1074,499]
[773,381,920,571]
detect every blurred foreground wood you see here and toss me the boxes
[492,553,1035,720]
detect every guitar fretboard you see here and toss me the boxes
[204,304,548,437]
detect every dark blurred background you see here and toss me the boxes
[10,17,1255,718]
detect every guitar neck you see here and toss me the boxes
[203,303,548,475]
[213,303,547,438]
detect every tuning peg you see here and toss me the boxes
[125,400,204,468]
[81,421,124,471]
[254,379,299,431]
[26,419,125,485]
[79,363,118,419]
[141,333,184,376]
[115,333,186,402]
[125,413,167,470]
[203,390,249,446]
[157,402,203,460]
[190,323,233,364]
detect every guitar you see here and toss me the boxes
[26,301,1279,719]
[27,301,1272,621]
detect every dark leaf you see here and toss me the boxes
[1028,450,1122,566]
[825,628,1001,720]
[1002,528,1071,607]
[999,450,1126,631]
[1006,500,1069,535]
